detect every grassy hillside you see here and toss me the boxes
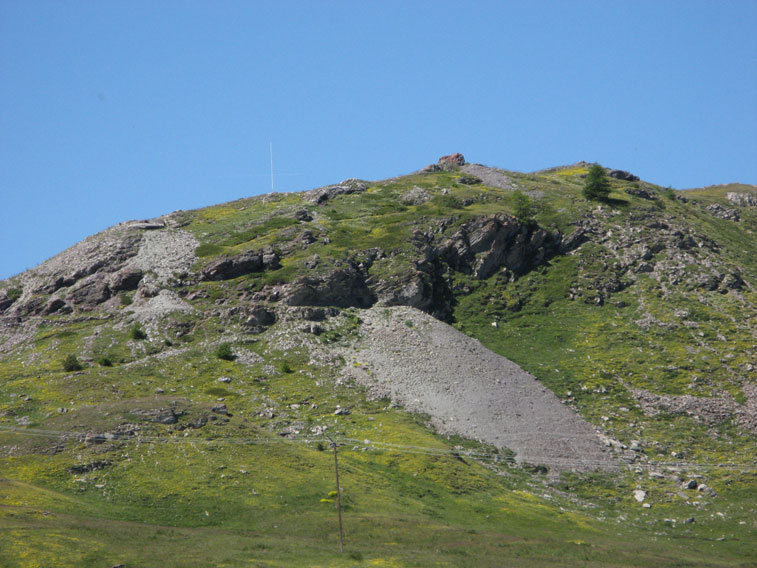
[1,159,755,566]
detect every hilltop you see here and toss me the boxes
[1,155,755,567]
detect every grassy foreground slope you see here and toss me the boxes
[1,159,755,566]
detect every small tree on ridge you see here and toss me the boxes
[582,164,611,201]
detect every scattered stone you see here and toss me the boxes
[633,489,647,502]
[334,407,351,416]
[217,377,232,383]
[682,479,698,490]
[211,404,229,415]
[130,407,179,424]
[69,460,112,474]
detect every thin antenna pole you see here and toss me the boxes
[269,142,274,191]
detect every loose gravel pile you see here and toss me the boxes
[342,306,616,471]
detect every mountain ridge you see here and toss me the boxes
[1,155,755,566]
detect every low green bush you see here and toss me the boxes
[216,342,235,361]
[129,324,147,340]
[62,354,83,372]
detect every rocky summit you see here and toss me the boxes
[1,156,755,567]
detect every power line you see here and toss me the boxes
[1,425,755,471]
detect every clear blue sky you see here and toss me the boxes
[2,1,756,280]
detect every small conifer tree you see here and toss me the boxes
[512,190,536,223]
[582,164,611,201]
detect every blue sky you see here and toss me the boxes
[1,0,756,280]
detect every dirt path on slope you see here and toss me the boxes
[342,306,616,471]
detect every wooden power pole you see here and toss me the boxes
[327,436,345,553]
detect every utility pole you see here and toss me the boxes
[327,436,345,553]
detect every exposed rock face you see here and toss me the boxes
[0,291,13,312]
[433,214,561,279]
[307,179,368,204]
[726,192,757,207]
[282,265,376,308]
[109,268,144,292]
[66,278,112,309]
[258,213,562,320]
[243,304,277,333]
[201,249,280,281]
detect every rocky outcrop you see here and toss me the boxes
[706,203,740,221]
[243,304,277,333]
[726,192,757,207]
[433,214,561,279]
[422,153,466,173]
[281,265,376,308]
[307,179,368,204]
[109,268,144,291]
[201,248,280,281]
[440,153,466,167]
[625,186,656,199]
[66,278,111,309]
[0,290,13,312]
[608,169,640,182]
